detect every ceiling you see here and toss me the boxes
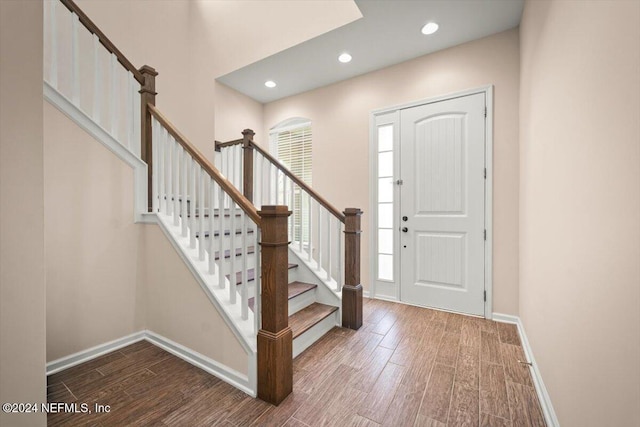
[217,0,524,104]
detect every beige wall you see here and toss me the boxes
[214,82,264,144]
[143,225,248,375]
[44,102,146,361]
[264,29,521,315]
[519,1,640,425]
[0,1,46,426]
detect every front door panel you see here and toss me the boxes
[400,93,485,316]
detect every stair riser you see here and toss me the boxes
[292,311,339,358]
[288,288,316,316]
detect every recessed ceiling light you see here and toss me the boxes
[338,53,352,63]
[421,22,439,35]
[264,80,276,88]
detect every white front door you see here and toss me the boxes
[399,93,486,316]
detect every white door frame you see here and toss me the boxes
[368,85,494,319]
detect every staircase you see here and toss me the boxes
[44,0,361,407]
[195,209,340,358]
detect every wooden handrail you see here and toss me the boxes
[59,0,144,85]
[248,142,346,223]
[214,138,244,151]
[148,104,261,225]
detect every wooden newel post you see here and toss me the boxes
[139,65,158,211]
[257,205,293,405]
[343,208,363,330]
[242,129,255,203]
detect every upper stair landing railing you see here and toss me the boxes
[44,0,293,405]
[44,0,143,158]
[216,132,363,330]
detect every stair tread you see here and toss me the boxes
[289,303,338,339]
[288,281,317,300]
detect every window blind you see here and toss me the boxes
[271,122,312,244]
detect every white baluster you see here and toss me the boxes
[173,141,180,226]
[229,145,239,188]
[229,201,237,304]
[255,228,262,333]
[166,134,173,217]
[275,169,280,205]
[133,77,141,157]
[217,186,225,289]
[298,185,303,252]
[151,119,159,213]
[307,194,313,262]
[237,145,242,190]
[209,178,215,274]
[71,13,80,105]
[317,203,322,272]
[109,53,118,138]
[157,127,165,214]
[189,158,197,249]
[49,0,58,89]
[199,166,205,261]
[126,72,135,151]
[289,177,295,243]
[265,158,271,205]
[337,221,343,292]
[181,147,188,237]
[262,158,267,204]
[222,147,227,179]
[327,213,332,281]
[253,150,262,209]
[133,83,142,157]
[92,34,101,124]
[241,211,248,320]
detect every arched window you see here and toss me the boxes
[269,117,312,186]
[269,118,312,243]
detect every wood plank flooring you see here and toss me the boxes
[47,298,545,426]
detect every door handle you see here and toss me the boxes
[402,227,408,233]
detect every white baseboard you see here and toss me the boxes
[145,331,254,397]
[46,331,146,375]
[493,313,560,427]
[46,330,255,397]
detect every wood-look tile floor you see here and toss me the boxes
[47,299,546,426]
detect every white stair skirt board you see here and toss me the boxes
[45,330,255,397]
[293,311,340,358]
[43,81,152,224]
[492,313,560,427]
[155,212,257,354]
[289,288,317,316]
